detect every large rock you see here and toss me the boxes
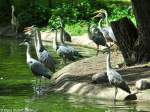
[92,72,108,84]
[136,79,150,90]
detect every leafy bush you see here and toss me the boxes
[109,7,136,25]
[65,21,87,36]
[31,4,50,25]
[48,1,94,28]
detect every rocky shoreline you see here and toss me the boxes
[49,56,150,101]
[1,25,150,101]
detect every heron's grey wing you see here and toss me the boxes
[118,81,131,93]
[109,69,131,93]
[93,29,106,46]
[30,60,49,77]
[39,50,55,72]
[64,31,71,42]
[101,28,110,39]
[57,46,75,61]
[108,69,123,84]
[108,27,116,42]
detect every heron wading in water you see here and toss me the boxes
[20,40,52,89]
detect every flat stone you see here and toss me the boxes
[92,72,108,84]
[135,78,150,90]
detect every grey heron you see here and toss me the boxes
[25,26,56,73]
[93,9,117,42]
[59,17,72,42]
[88,23,108,55]
[51,28,75,64]
[20,40,51,88]
[106,49,131,101]
[59,19,83,59]
[11,5,19,35]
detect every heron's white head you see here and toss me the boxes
[11,5,15,12]
[93,9,108,20]
[19,39,31,46]
[24,25,37,37]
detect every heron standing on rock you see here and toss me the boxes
[106,48,131,101]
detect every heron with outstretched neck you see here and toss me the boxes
[24,26,56,73]
[11,5,19,35]
[19,40,51,89]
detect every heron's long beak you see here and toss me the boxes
[93,10,102,14]
[24,25,36,32]
[24,26,32,32]
[92,9,106,19]
[92,13,103,19]
[19,42,24,46]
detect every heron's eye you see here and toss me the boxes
[30,61,32,63]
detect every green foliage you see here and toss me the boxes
[17,4,51,27]
[31,4,50,24]
[65,21,87,36]
[0,0,135,35]
[109,7,136,25]
[18,11,33,27]
[48,1,94,28]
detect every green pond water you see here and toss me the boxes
[0,38,150,112]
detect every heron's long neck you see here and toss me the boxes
[107,51,112,72]
[11,9,14,18]
[11,7,16,23]
[36,29,43,50]
[105,13,109,26]
[26,43,31,60]
[33,31,37,51]
[60,26,65,44]
[53,29,58,50]
[98,19,102,30]
[60,19,65,45]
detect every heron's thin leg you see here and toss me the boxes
[39,78,42,90]
[34,78,38,92]
[62,56,66,65]
[114,87,118,102]
[44,77,47,87]
[96,45,99,56]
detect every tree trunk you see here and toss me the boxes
[110,0,150,66]
[131,0,150,63]
[111,17,138,66]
